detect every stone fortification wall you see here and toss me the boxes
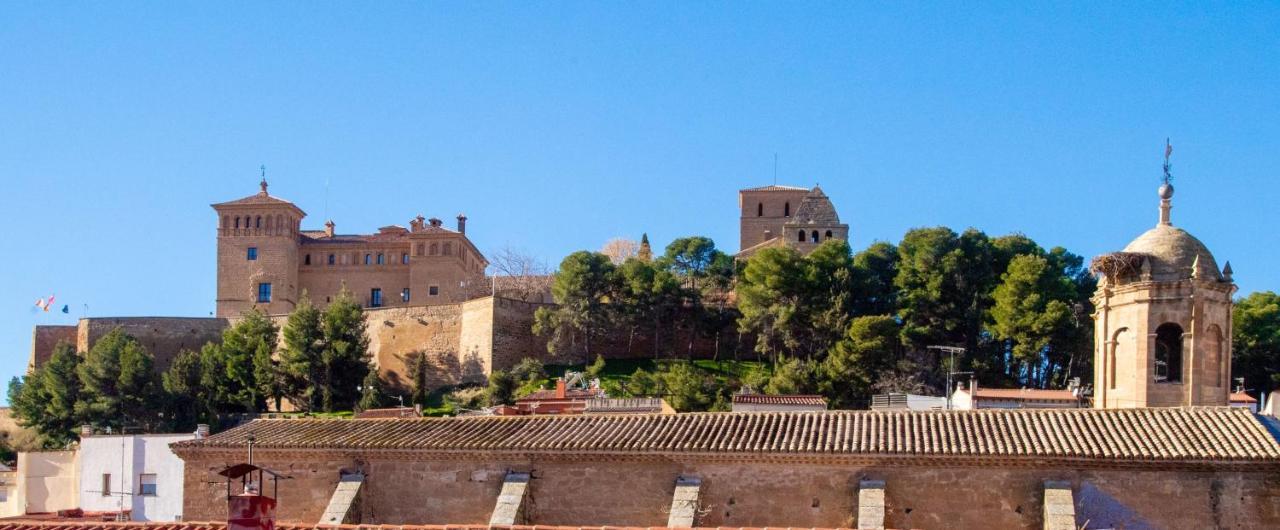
[178,449,1280,529]
[77,317,229,372]
[28,325,77,372]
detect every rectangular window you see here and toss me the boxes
[304,254,311,266]
[102,473,111,496]
[139,473,157,496]
[257,283,272,303]
[401,288,410,302]
[370,288,382,308]
[428,285,439,296]
[328,254,335,265]
[402,253,409,264]
[246,247,258,260]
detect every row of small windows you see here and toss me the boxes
[222,214,298,235]
[798,230,835,243]
[255,283,440,307]
[755,202,792,217]
[301,242,468,267]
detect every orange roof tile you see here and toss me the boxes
[173,407,1280,464]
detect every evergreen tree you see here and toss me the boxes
[988,254,1077,388]
[76,329,161,432]
[162,349,206,431]
[1233,291,1280,396]
[218,310,278,412]
[658,362,712,411]
[851,242,899,317]
[764,356,815,395]
[357,368,390,411]
[485,370,517,406]
[534,251,619,357]
[820,315,901,408]
[405,352,430,406]
[281,294,325,411]
[9,342,83,447]
[637,233,653,262]
[736,246,808,362]
[320,288,371,412]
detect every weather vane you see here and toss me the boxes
[1162,138,1173,185]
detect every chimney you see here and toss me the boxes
[196,424,210,439]
[324,220,335,238]
[456,214,467,235]
[555,378,567,399]
[429,217,442,228]
[81,424,93,437]
[969,377,977,396]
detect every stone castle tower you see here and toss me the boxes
[1091,180,1235,408]
[737,184,849,257]
[212,179,306,316]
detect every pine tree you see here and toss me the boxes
[281,294,325,412]
[320,288,370,412]
[162,349,206,431]
[76,329,160,432]
[9,341,83,447]
[357,367,389,411]
[637,233,653,262]
[219,310,278,412]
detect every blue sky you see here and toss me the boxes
[2,2,1278,395]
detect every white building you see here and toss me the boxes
[950,381,1083,410]
[869,393,947,411]
[78,432,195,521]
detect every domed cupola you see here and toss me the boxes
[1089,141,1236,409]
[1118,183,1222,282]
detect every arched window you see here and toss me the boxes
[784,202,791,216]
[1110,327,1129,390]
[797,230,806,242]
[364,254,372,265]
[825,230,833,239]
[811,230,819,243]
[757,203,763,217]
[416,243,425,256]
[255,216,262,229]
[266,215,274,230]
[1204,325,1224,387]
[1155,323,1184,383]
[444,242,453,256]
[429,243,439,256]
[234,217,241,229]
[328,253,335,265]
[376,253,385,265]
[276,214,283,234]
[304,254,311,266]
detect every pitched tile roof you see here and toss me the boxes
[173,407,1280,465]
[1231,391,1258,404]
[731,394,828,406]
[354,407,421,419]
[0,523,856,530]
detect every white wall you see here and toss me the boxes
[78,433,192,521]
[17,451,78,514]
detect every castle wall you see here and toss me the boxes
[28,325,77,372]
[76,317,229,373]
[178,449,1280,529]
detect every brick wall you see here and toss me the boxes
[178,450,1280,529]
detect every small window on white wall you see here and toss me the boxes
[102,473,112,496]
[139,473,157,496]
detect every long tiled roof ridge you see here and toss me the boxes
[0,523,858,530]
[172,407,1280,464]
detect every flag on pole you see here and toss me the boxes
[1165,138,1173,158]
[61,305,69,314]
[43,294,55,312]
[34,298,46,310]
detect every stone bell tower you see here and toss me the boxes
[1090,151,1236,408]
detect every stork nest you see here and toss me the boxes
[1090,252,1146,281]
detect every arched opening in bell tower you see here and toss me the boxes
[1154,323,1184,383]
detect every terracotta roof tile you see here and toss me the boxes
[731,394,827,406]
[172,408,1280,464]
[971,388,1078,401]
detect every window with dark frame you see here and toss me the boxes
[257,283,272,303]
[247,247,257,260]
[402,288,410,302]
[139,473,157,496]
[429,285,439,296]
[370,288,382,307]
